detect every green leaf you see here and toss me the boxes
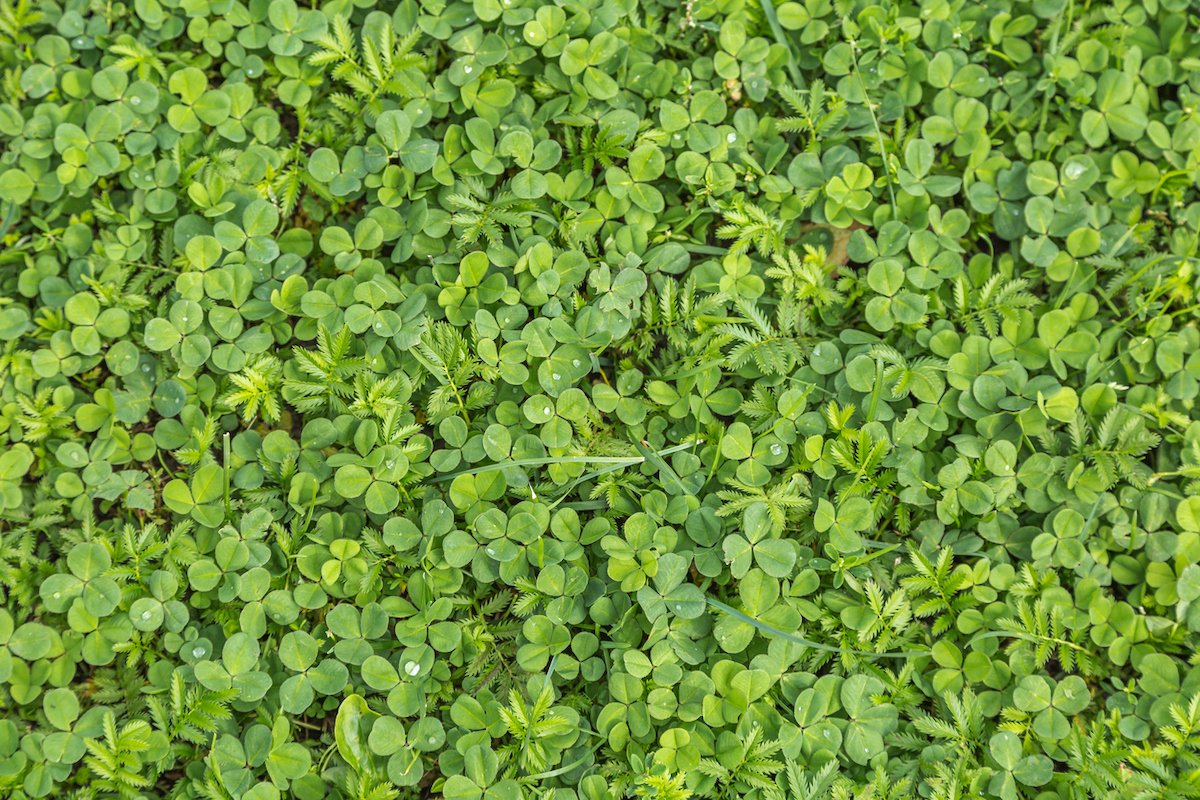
[335,695,377,774]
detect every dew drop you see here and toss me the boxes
[405,661,419,676]
[142,364,151,372]
[53,592,61,599]
[76,38,85,46]
[673,133,682,140]
[132,97,141,105]
[386,461,395,469]
[487,548,495,556]
[464,65,473,74]
[552,372,561,380]
[193,645,207,658]
[141,610,153,621]
[375,322,383,329]
[131,172,138,179]
[770,444,783,456]
[246,69,254,76]
[182,316,188,322]
[544,406,552,415]
[675,604,681,610]
[1064,162,1085,180]
[429,737,436,744]
[572,359,580,367]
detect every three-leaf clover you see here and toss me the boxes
[195,632,272,702]
[278,630,350,713]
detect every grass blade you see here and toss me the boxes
[707,597,921,658]
[758,0,805,90]
[431,441,703,485]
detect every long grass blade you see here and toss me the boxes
[758,0,805,90]
[707,597,920,658]
[632,438,692,496]
[430,441,702,484]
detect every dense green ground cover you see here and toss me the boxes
[1,0,1200,799]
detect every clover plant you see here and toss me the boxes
[1,0,1200,799]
